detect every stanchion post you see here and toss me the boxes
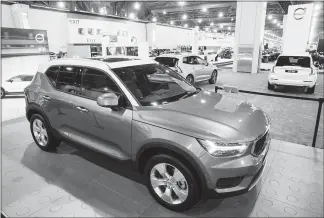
[312,98,324,148]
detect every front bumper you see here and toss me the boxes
[199,136,270,195]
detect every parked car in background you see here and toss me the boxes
[88,55,140,62]
[155,54,218,84]
[1,74,34,98]
[25,58,270,211]
[268,53,318,94]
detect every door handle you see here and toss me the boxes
[76,106,89,113]
[43,95,51,100]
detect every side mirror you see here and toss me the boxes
[314,61,319,67]
[97,93,119,109]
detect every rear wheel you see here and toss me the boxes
[209,70,218,84]
[30,114,61,151]
[268,82,274,90]
[307,85,315,94]
[1,88,5,99]
[145,154,201,212]
[186,75,194,85]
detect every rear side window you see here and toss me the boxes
[56,66,83,95]
[155,57,178,67]
[183,57,188,64]
[276,56,311,68]
[21,75,34,81]
[45,66,59,87]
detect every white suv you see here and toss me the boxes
[155,54,218,84]
[268,53,318,94]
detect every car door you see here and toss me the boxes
[187,56,204,81]
[195,56,212,80]
[68,67,132,160]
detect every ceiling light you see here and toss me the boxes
[213,29,217,33]
[231,17,234,21]
[170,20,174,25]
[198,19,202,23]
[129,12,135,19]
[228,27,231,30]
[91,8,94,13]
[57,1,65,8]
[74,6,77,11]
[184,24,188,28]
[178,1,185,6]
[277,23,280,27]
[273,19,277,24]
[210,22,214,26]
[99,7,105,14]
[163,10,166,15]
[134,2,141,10]
[202,7,207,12]
[218,12,223,18]
[267,14,273,20]
[152,17,157,22]
[205,27,209,31]
[182,14,187,20]
[220,24,223,28]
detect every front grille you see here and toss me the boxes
[252,132,269,156]
[216,176,245,189]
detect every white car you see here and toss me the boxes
[154,54,218,84]
[1,74,34,98]
[268,53,318,94]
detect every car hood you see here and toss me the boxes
[134,90,270,142]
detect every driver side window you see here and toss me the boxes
[196,56,206,65]
[81,68,120,100]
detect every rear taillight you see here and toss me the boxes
[309,68,315,75]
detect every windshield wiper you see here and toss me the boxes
[181,89,200,99]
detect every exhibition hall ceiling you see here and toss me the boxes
[5,1,324,39]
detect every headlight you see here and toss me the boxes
[197,139,251,157]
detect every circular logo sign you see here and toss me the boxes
[35,33,44,43]
[293,8,306,20]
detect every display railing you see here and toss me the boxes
[214,85,324,148]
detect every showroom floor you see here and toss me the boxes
[1,117,323,217]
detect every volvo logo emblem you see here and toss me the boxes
[293,8,306,20]
[35,33,44,43]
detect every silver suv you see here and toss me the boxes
[25,58,270,211]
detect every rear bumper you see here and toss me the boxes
[268,75,316,87]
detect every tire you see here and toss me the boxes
[268,82,274,90]
[209,70,218,84]
[144,154,201,212]
[186,75,194,85]
[30,114,61,151]
[1,88,5,99]
[307,85,315,94]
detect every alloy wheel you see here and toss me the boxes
[150,163,189,205]
[186,76,193,84]
[212,71,217,83]
[32,119,48,146]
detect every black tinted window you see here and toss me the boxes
[155,57,178,67]
[45,67,59,86]
[56,66,82,95]
[276,56,311,68]
[81,68,120,100]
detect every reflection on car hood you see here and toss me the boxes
[135,91,270,142]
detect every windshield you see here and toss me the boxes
[276,56,311,68]
[155,57,179,67]
[112,64,197,106]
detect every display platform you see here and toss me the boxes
[213,58,233,67]
[1,118,323,217]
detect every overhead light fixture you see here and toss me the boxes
[198,18,202,23]
[205,27,209,31]
[99,7,106,14]
[182,14,187,20]
[170,20,174,25]
[231,17,234,21]
[57,1,65,8]
[163,10,166,15]
[273,19,277,24]
[202,7,207,12]
[134,2,141,10]
[152,17,157,22]
[184,24,188,28]
[129,12,135,19]
[210,22,214,26]
[228,26,231,30]
[218,12,223,18]
[74,6,77,11]
[91,8,94,13]
[267,14,273,20]
[220,24,223,28]
[277,23,280,27]
[178,1,186,6]
[213,29,217,33]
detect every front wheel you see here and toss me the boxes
[209,70,218,84]
[145,154,201,212]
[1,88,5,99]
[186,75,194,85]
